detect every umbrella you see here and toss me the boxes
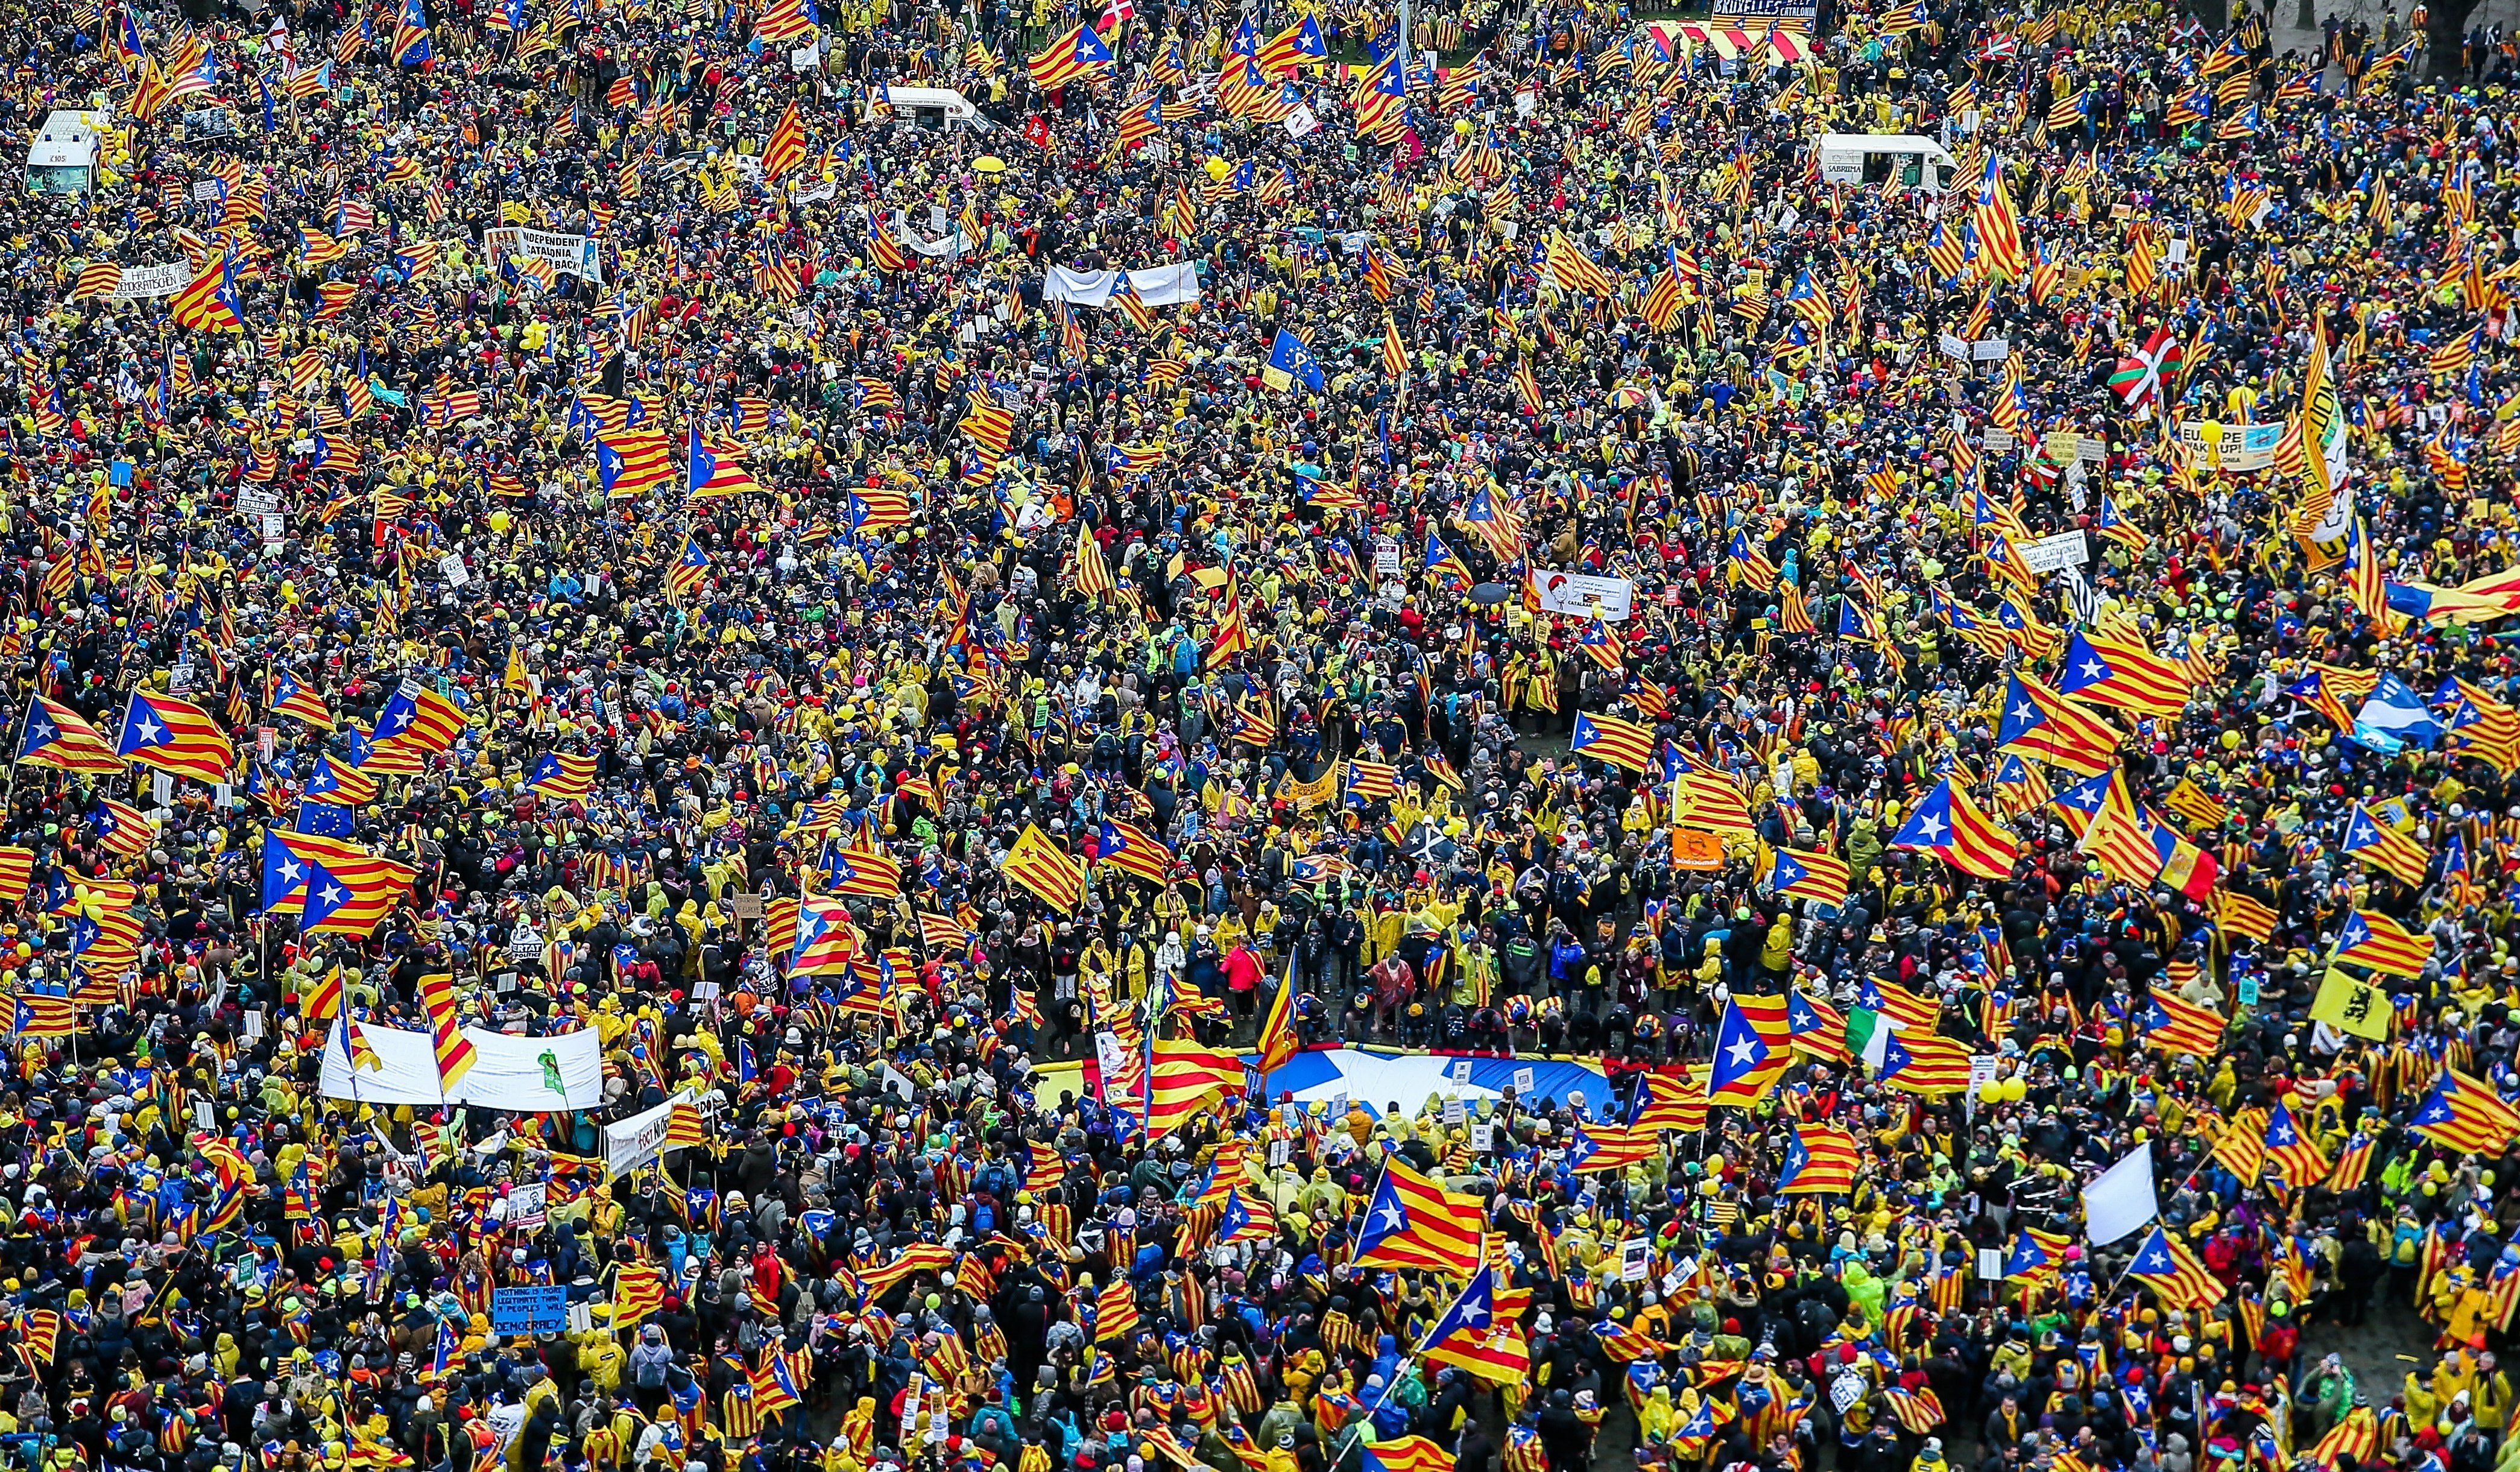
[973,156,1007,174]
[1470,583,1511,605]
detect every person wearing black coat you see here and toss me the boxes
[1535,1388,1591,1472]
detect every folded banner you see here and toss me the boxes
[320,1017,605,1108]
[1043,262,1203,308]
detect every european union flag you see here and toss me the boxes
[1263,329,1325,394]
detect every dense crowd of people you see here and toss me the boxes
[0,1,2512,1472]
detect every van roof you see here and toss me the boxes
[1816,133,1956,159]
[29,111,102,169]
[879,86,976,112]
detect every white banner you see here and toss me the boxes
[2178,419,2284,473]
[603,1095,676,1175]
[320,1016,605,1108]
[883,211,971,259]
[481,226,604,283]
[2021,529,2090,574]
[106,262,191,300]
[1043,261,1204,308]
[1532,570,1636,621]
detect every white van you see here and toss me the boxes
[27,109,106,195]
[873,85,991,133]
[1814,133,1961,192]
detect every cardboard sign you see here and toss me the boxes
[497,1183,548,1228]
[1512,1066,1535,1095]
[1471,1122,1494,1152]
[1620,1239,1652,1282]
[1450,1058,1474,1085]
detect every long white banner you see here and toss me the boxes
[106,262,191,300]
[482,226,604,283]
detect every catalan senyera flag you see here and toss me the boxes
[1361,1438,1457,1472]
[342,1016,383,1073]
[1351,1156,1485,1276]
[115,689,234,782]
[1145,1040,1243,1137]
[1003,822,1087,912]
[1070,519,1118,597]
[416,970,478,1088]
[1778,1120,1862,1195]
[763,98,806,180]
[300,965,344,1022]
[611,1262,668,1325]
[1256,956,1301,1076]
[1093,1278,1138,1341]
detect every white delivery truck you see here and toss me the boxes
[872,86,990,133]
[1813,133,1961,192]
[27,109,107,195]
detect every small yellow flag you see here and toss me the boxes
[2311,967,2395,1041]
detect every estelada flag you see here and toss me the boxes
[115,689,233,782]
[1352,1156,1484,1275]
[1778,1121,1861,1195]
[2127,1226,2225,1309]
